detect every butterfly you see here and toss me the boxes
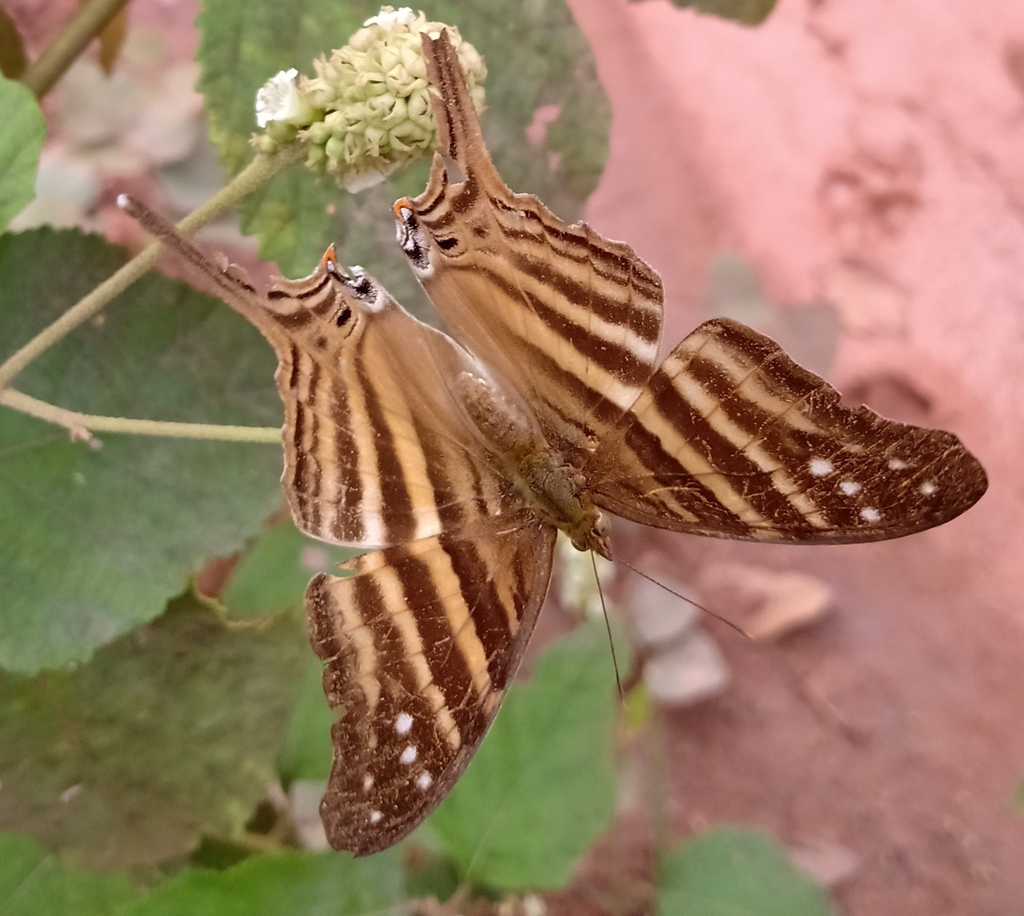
[122,31,986,857]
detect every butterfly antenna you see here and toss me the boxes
[607,549,751,639]
[591,551,626,703]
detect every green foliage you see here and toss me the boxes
[276,656,336,786]
[0,597,309,870]
[0,833,138,916]
[428,622,619,889]
[0,229,283,674]
[197,0,608,312]
[657,827,832,916]
[0,76,44,230]
[641,0,779,26]
[114,848,405,916]
[0,835,404,916]
[219,521,356,617]
[217,521,357,784]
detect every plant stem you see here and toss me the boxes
[21,0,131,98]
[0,145,304,394]
[0,389,282,443]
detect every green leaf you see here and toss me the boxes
[276,656,336,786]
[0,832,138,916]
[427,622,619,890]
[0,76,45,230]
[0,228,284,674]
[0,597,310,870]
[657,828,832,916]
[196,0,609,309]
[217,521,356,785]
[115,848,404,916]
[644,0,779,26]
[220,521,356,617]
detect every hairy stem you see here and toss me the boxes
[1,388,281,443]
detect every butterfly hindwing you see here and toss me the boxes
[306,523,558,855]
[587,318,988,543]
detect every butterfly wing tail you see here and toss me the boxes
[117,194,292,347]
[421,30,500,189]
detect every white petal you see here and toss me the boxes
[364,7,416,28]
[256,68,300,128]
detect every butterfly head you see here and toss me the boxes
[564,499,611,560]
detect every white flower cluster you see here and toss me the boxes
[253,7,486,191]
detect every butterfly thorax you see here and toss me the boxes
[455,370,611,558]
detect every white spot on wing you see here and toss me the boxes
[888,458,908,470]
[400,745,417,765]
[809,458,833,477]
[920,481,937,495]
[840,481,862,496]
[416,771,433,790]
[860,507,881,523]
[370,810,383,824]
[363,774,373,792]
[395,712,413,735]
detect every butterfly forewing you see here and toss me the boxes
[306,523,558,855]
[587,318,988,543]
[395,34,664,462]
[276,267,534,549]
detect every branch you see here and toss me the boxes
[0,388,282,443]
[21,0,131,98]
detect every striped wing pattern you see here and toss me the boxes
[588,318,988,543]
[395,36,664,462]
[262,264,520,549]
[306,523,558,855]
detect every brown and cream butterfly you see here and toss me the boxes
[122,31,987,856]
